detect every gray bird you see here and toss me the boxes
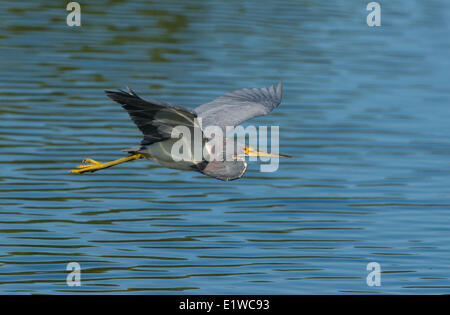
[70,82,290,181]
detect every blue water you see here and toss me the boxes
[0,0,449,294]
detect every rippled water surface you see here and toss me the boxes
[1,0,450,294]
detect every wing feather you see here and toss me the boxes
[105,88,198,145]
[195,82,283,131]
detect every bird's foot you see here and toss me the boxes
[69,154,144,174]
[70,158,108,174]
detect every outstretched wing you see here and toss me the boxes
[195,82,283,131]
[105,88,198,145]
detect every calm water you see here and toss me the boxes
[0,0,450,294]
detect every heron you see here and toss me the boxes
[70,82,291,181]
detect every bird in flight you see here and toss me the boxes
[70,82,291,181]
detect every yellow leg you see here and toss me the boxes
[70,154,144,174]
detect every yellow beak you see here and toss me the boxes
[244,147,292,158]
